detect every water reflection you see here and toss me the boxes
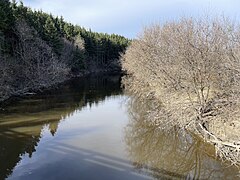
[1,74,240,180]
[0,74,122,180]
[125,98,240,179]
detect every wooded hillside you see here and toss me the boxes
[0,0,129,102]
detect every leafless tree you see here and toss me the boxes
[60,35,85,64]
[122,16,240,167]
[0,19,70,101]
[15,19,70,87]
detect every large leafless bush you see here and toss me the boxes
[15,19,70,86]
[0,20,70,101]
[122,17,240,167]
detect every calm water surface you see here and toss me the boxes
[0,75,239,180]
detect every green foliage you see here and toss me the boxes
[44,16,63,55]
[13,3,130,69]
[72,49,86,71]
[75,27,130,66]
[0,0,14,32]
[0,0,129,103]
[2,0,129,72]
[0,0,15,53]
[64,23,75,40]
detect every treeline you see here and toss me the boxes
[0,0,129,102]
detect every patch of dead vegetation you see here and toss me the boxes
[122,16,240,168]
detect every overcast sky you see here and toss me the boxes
[21,0,240,38]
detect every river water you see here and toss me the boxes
[0,75,239,180]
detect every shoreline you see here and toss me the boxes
[124,79,240,169]
[0,69,123,108]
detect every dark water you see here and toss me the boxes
[0,75,239,180]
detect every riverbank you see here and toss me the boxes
[0,68,122,108]
[1,74,238,180]
[123,77,240,169]
[121,17,240,169]
[0,1,129,108]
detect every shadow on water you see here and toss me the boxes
[0,74,122,180]
[124,97,240,180]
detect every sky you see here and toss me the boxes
[21,0,240,38]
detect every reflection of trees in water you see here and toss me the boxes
[125,98,239,180]
[0,74,122,180]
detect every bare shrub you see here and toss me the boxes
[0,20,70,101]
[14,19,70,89]
[122,16,240,167]
[74,35,85,51]
[60,36,85,63]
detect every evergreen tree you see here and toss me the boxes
[2,0,130,71]
[0,0,15,53]
[44,16,63,55]
[0,0,14,33]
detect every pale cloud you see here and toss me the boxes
[21,0,240,38]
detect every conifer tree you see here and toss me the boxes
[44,16,63,55]
[0,0,14,33]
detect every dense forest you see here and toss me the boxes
[0,0,129,102]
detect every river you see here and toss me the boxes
[0,75,239,180]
